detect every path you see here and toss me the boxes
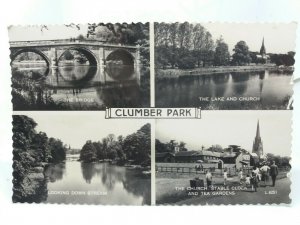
[175,177,291,205]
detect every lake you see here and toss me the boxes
[43,161,151,205]
[11,64,149,110]
[155,70,293,110]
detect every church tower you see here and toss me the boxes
[252,120,263,158]
[260,37,266,58]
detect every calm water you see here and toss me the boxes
[155,70,293,109]
[43,161,151,205]
[11,64,149,110]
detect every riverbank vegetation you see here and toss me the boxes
[84,22,149,67]
[11,68,67,110]
[155,22,295,71]
[12,115,67,202]
[80,123,150,166]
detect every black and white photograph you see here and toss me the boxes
[155,111,291,205]
[12,113,151,205]
[9,23,150,110]
[155,23,296,110]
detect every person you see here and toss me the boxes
[252,166,261,186]
[223,168,228,185]
[245,174,251,187]
[269,161,279,187]
[238,169,244,184]
[250,172,258,192]
[206,170,213,189]
[195,163,203,171]
[260,163,270,186]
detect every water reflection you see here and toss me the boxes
[45,163,66,183]
[43,161,150,205]
[156,70,293,110]
[231,72,250,95]
[11,64,148,110]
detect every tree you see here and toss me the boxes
[122,123,150,164]
[12,115,67,202]
[179,141,187,151]
[155,139,170,153]
[48,138,66,163]
[80,23,149,67]
[80,140,97,162]
[93,141,106,160]
[12,116,37,187]
[32,131,51,162]
[63,50,74,60]
[214,37,230,66]
[167,140,178,153]
[77,34,85,41]
[249,51,259,64]
[177,54,196,69]
[208,144,224,153]
[231,41,251,65]
[154,22,215,69]
[269,53,295,66]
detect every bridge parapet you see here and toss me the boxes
[9,39,138,50]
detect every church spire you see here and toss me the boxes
[260,37,266,55]
[256,120,260,138]
[252,119,263,158]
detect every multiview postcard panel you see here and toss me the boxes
[9,23,150,111]
[155,110,291,205]
[154,23,296,110]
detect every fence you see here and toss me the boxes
[156,165,237,177]
[156,165,291,177]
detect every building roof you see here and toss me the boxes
[175,151,199,157]
[156,152,174,158]
[221,152,238,158]
[175,150,222,157]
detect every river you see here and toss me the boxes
[43,161,151,205]
[11,64,149,110]
[155,70,293,110]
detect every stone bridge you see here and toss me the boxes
[9,39,141,79]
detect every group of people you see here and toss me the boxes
[205,161,279,192]
[238,161,279,192]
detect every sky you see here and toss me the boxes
[156,110,292,157]
[8,23,297,54]
[203,22,297,54]
[21,112,149,149]
[8,24,88,41]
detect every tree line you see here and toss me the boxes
[13,115,67,165]
[79,23,150,67]
[80,123,150,166]
[155,139,187,153]
[156,139,290,168]
[12,115,67,201]
[155,22,295,69]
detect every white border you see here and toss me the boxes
[1,1,300,225]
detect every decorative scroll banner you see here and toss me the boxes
[105,108,201,119]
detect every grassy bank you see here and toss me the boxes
[156,64,293,78]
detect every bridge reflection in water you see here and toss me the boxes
[10,39,148,110]
[11,64,147,110]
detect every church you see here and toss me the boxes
[256,38,270,63]
[252,120,264,159]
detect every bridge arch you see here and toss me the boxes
[57,47,98,66]
[10,48,51,67]
[105,49,135,80]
